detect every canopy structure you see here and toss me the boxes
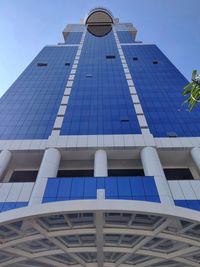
[1,201,200,267]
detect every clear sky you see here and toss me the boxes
[0,0,199,97]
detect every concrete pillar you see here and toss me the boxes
[94,150,108,177]
[0,150,12,179]
[29,148,61,205]
[191,147,200,173]
[94,150,108,200]
[140,147,173,205]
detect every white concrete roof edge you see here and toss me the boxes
[1,199,200,225]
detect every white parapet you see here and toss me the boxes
[0,150,12,179]
[94,150,108,177]
[140,146,174,205]
[29,148,61,205]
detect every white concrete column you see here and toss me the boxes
[140,147,173,205]
[0,150,12,180]
[29,148,61,205]
[94,150,108,177]
[94,150,108,200]
[191,147,200,173]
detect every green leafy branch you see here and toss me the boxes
[182,70,200,111]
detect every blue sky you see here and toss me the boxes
[0,0,199,97]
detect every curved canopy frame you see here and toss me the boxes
[0,200,200,266]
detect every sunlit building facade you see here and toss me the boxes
[0,7,200,267]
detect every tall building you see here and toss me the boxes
[0,7,200,267]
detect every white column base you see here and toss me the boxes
[94,150,108,177]
[29,148,61,205]
[141,147,174,206]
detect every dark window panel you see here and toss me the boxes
[57,170,94,177]
[106,55,116,59]
[37,63,48,67]
[164,168,194,180]
[9,170,38,182]
[108,169,145,176]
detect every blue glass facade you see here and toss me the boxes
[117,31,135,43]
[175,200,200,211]
[42,176,160,203]
[0,46,77,139]
[122,44,200,137]
[65,32,83,44]
[61,31,141,135]
[0,202,28,212]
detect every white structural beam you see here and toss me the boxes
[0,257,26,267]
[96,212,104,267]
[0,150,12,179]
[36,257,70,267]
[94,150,107,266]
[140,147,174,205]
[29,148,61,205]
[30,219,86,266]
[175,256,200,267]
[132,257,164,267]
[94,150,108,177]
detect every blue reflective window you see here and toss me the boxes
[65,32,83,44]
[97,177,105,189]
[70,178,85,199]
[0,202,28,212]
[186,200,200,211]
[130,177,145,198]
[57,178,72,199]
[117,31,135,43]
[142,177,159,197]
[0,203,4,211]
[117,177,132,198]
[42,176,160,204]
[61,30,141,135]
[2,202,16,212]
[145,196,160,202]
[0,46,77,140]
[42,197,57,203]
[122,44,200,137]
[84,177,97,199]
[15,202,28,208]
[175,200,188,209]
[105,177,118,199]
[43,178,60,198]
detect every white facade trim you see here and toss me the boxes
[1,200,200,224]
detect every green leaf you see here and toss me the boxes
[182,70,200,111]
[192,70,197,80]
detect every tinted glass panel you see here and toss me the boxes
[117,31,135,43]
[57,170,93,177]
[164,168,194,180]
[65,32,83,44]
[0,46,77,140]
[61,30,141,135]
[43,176,160,203]
[122,45,200,137]
[9,171,38,182]
[108,169,144,176]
